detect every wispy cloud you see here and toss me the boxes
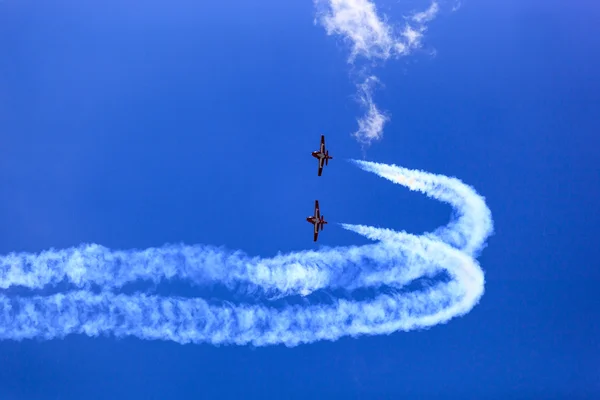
[353,76,388,145]
[314,0,406,61]
[314,0,441,62]
[0,161,492,346]
[314,0,445,146]
[411,1,440,24]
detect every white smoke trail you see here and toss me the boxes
[0,161,492,346]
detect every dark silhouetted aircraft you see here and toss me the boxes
[306,200,328,241]
[311,135,333,176]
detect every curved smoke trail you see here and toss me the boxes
[0,160,492,346]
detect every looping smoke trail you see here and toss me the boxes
[0,161,492,346]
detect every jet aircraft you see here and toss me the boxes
[311,135,333,176]
[306,200,328,242]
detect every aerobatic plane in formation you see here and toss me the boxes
[311,135,333,176]
[306,200,328,242]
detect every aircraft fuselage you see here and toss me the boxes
[312,151,325,159]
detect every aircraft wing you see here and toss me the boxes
[313,230,319,242]
[314,200,320,219]
[317,158,324,176]
[320,135,325,153]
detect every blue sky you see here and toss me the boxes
[1,0,599,398]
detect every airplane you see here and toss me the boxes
[306,200,328,242]
[311,135,333,176]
